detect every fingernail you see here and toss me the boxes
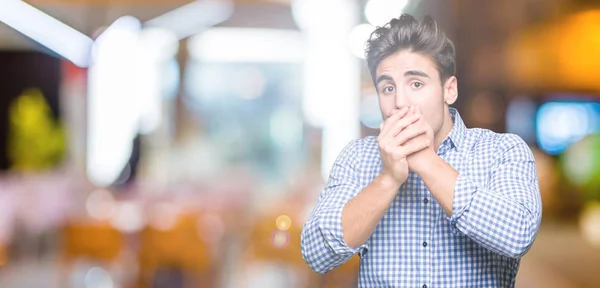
[414,113,421,118]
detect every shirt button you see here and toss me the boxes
[422,241,428,247]
[423,285,428,288]
[423,197,429,204]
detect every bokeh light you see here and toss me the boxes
[109,202,144,233]
[580,202,600,248]
[148,202,180,231]
[562,133,600,198]
[348,24,375,59]
[84,266,114,288]
[365,0,409,28]
[537,102,600,155]
[86,189,116,220]
[275,215,292,231]
[271,230,290,249]
[360,93,383,129]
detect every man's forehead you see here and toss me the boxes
[375,51,438,78]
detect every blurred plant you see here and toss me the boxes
[7,88,66,171]
[561,133,600,202]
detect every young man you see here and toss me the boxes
[301,14,541,287]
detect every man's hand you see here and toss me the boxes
[397,106,435,172]
[377,106,429,187]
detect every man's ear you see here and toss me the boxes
[443,76,458,105]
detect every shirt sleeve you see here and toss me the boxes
[447,134,542,259]
[300,139,369,274]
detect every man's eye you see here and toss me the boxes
[411,82,423,89]
[383,86,395,93]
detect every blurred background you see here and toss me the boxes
[0,0,599,287]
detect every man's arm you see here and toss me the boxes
[302,108,428,274]
[414,134,542,259]
[300,139,400,274]
[341,175,401,248]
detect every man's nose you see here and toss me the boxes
[395,92,410,110]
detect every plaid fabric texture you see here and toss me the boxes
[301,108,542,288]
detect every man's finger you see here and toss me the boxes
[397,137,431,157]
[380,112,420,141]
[392,124,427,147]
[391,109,421,138]
[380,107,409,134]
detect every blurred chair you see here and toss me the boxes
[137,212,217,288]
[62,221,124,262]
[60,220,125,287]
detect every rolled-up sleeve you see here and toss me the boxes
[301,139,368,274]
[447,134,542,259]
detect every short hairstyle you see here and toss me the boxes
[365,13,456,85]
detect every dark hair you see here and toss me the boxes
[365,13,456,85]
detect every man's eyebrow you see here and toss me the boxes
[375,75,394,86]
[404,70,430,78]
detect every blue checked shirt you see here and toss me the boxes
[301,108,542,287]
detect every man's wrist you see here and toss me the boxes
[411,150,440,175]
[375,173,403,192]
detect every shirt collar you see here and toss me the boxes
[446,108,467,151]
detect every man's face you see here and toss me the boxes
[374,50,456,135]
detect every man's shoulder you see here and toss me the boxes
[357,136,381,157]
[339,136,380,161]
[465,128,529,154]
[361,136,379,148]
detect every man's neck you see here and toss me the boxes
[433,110,454,152]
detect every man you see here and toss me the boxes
[300,14,541,287]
